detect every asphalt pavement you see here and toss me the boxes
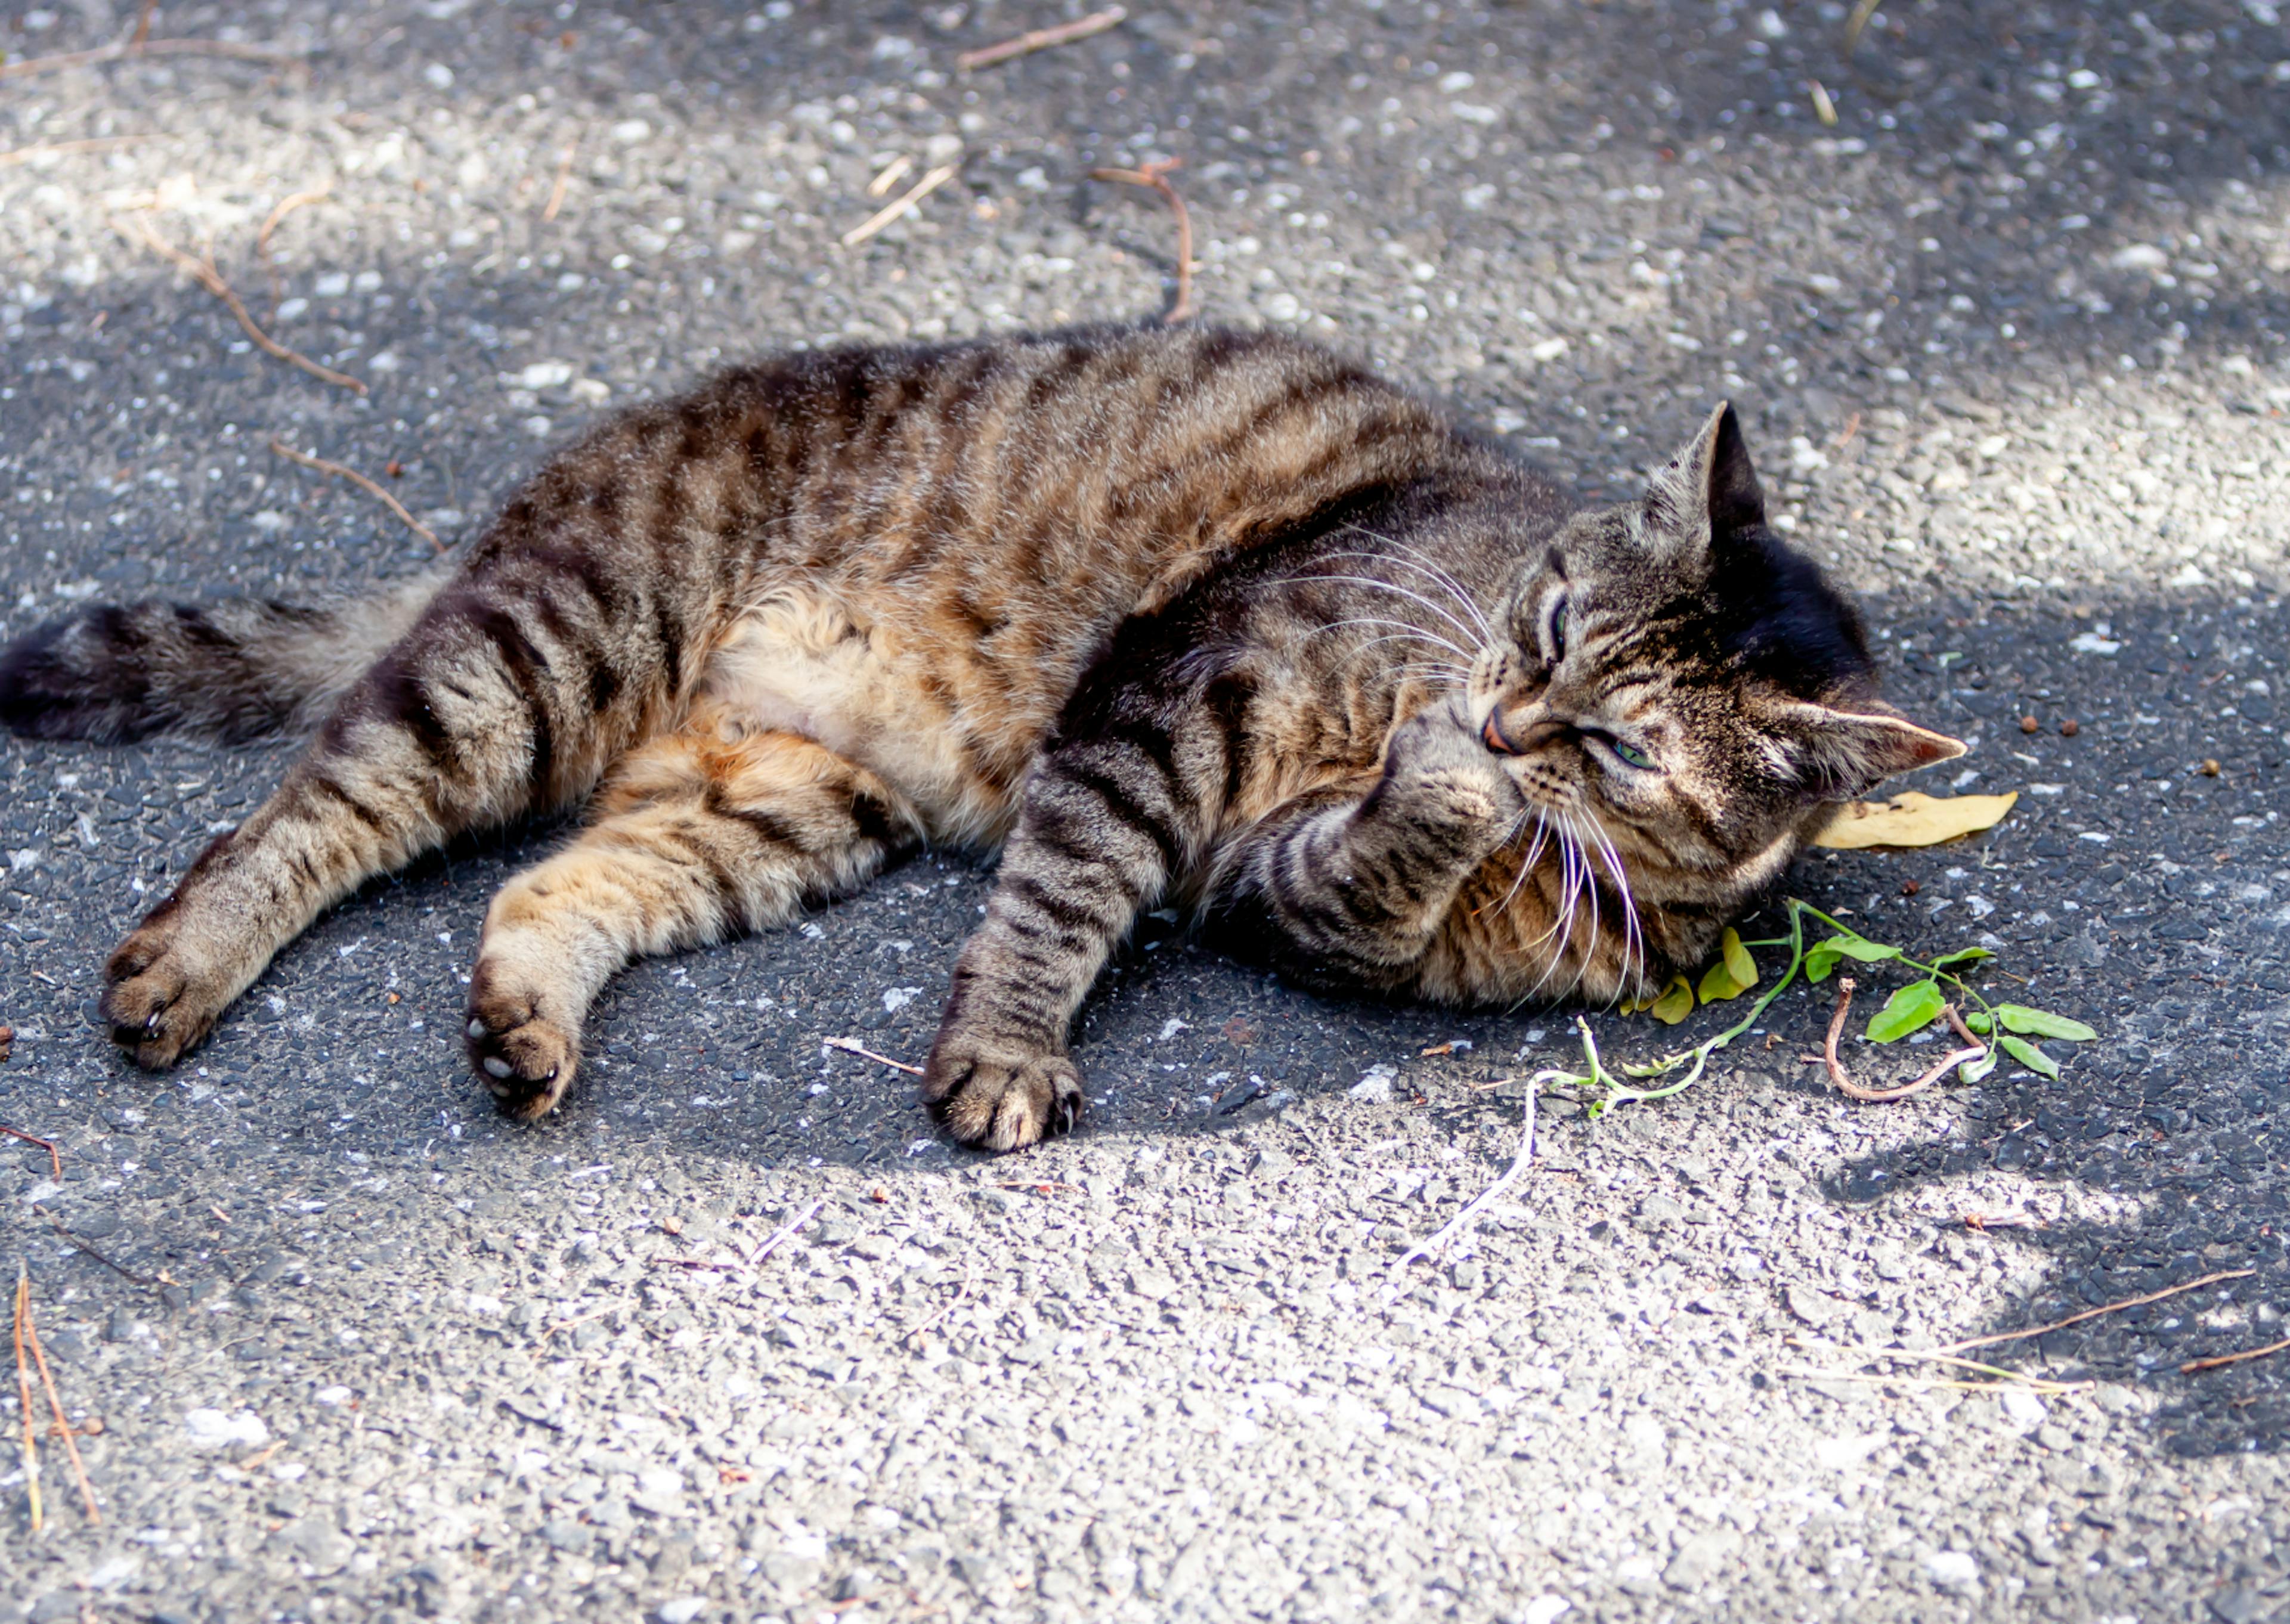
[2,2,2289,1621]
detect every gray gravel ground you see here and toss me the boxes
[3,1,2289,1620]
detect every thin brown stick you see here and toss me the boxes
[1937,1267,2256,1356]
[1843,0,1882,52]
[133,0,158,47]
[742,1197,827,1266]
[116,218,365,394]
[2182,1336,2290,1375]
[546,1303,624,1336]
[0,35,304,82]
[904,1254,973,1344]
[255,187,328,263]
[0,135,146,169]
[1778,1365,2091,1395]
[1819,977,1985,1102]
[268,439,440,549]
[45,1216,154,1288]
[541,137,578,222]
[1089,160,1195,323]
[955,6,1126,71]
[821,1037,923,1076]
[13,1267,40,1534]
[838,163,960,248]
[20,1291,97,1523]
[866,153,915,199]
[256,188,328,311]
[2,1125,62,1181]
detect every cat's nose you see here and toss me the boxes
[1483,706,1566,757]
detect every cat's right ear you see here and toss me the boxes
[1640,402,1769,562]
[1771,701,1968,800]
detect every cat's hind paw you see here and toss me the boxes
[102,906,242,1070]
[464,961,580,1120]
[922,1035,1084,1152]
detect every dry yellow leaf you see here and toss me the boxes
[1813,789,2020,850]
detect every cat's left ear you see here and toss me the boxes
[1773,702,1969,799]
[1642,401,1768,559]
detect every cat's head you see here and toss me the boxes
[1467,403,1964,883]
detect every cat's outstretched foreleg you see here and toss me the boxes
[465,726,917,1117]
[924,727,1202,1151]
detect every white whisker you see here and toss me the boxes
[1314,546,1494,642]
[1304,616,1473,661]
[1287,572,1488,652]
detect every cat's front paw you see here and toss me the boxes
[1381,701,1524,830]
[465,957,580,1120]
[101,901,245,1068]
[923,1031,1084,1152]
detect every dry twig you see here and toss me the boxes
[821,1037,923,1077]
[45,1216,154,1287]
[546,1303,623,1337]
[2,1125,61,1180]
[1392,1080,1538,1279]
[838,163,960,248]
[867,154,915,198]
[1937,1267,2255,1356]
[1961,1211,2043,1231]
[1843,0,1883,52]
[956,7,1126,71]
[2183,1336,2290,1375]
[905,1255,973,1344]
[268,439,440,549]
[541,137,578,222]
[743,1197,827,1266]
[133,0,157,47]
[1778,1363,2091,1396]
[0,35,304,82]
[13,1266,40,1533]
[0,135,146,169]
[255,187,328,265]
[1819,977,1986,1102]
[19,1288,97,1523]
[1088,159,1196,323]
[116,218,365,394]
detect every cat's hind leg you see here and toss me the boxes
[466,725,920,1117]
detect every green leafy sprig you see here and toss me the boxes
[1533,898,2095,1117]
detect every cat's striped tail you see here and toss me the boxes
[0,569,448,744]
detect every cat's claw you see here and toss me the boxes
[463,963,577,1120]
[922,1036,1084,1152]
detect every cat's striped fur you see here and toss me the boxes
[0,325,1961,1150]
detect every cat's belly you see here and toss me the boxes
[689,589,1039,846]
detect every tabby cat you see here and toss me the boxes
[0,325,1962,1151]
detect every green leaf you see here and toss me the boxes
[1961,1010,1992,1035]
[1648,976,1694,1025]
[1994,1005,2097,1042]
[2000,1034,2062,1080]
[1930,946,1995,972]
[1958,1049,1998,1084]
[1698,959,1747,1004]
[1721,927,1759,991]
[1806,934,1902,984]
[1865,980,1945,1043]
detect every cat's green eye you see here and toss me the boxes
[1545,593,1570,659]
[1611,740,1657,771]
